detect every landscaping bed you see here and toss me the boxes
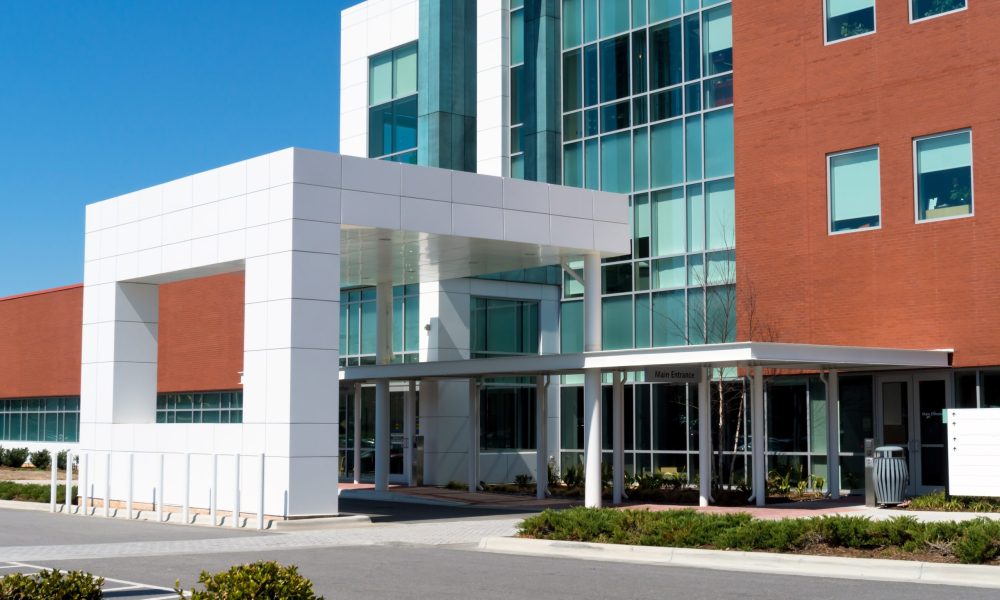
[901,490,1000,513]
[518,507,1000,564]
[0,481,76,503]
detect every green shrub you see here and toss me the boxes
[56,450,69,471]
[3,447,29,468]
[445,480,466,490]
[562,464,585,488]
[0,568,102,599]
[0,481,75,504]
[30,449,51,471]
[909,490,1000,513]
[514,473,533,489]
[518,507,1000,564]
[179,561,323,600]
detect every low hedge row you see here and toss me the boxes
[518,507,1000,564]
[908,490,1000,513]
[0,482,75,504]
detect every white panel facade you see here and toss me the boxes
[476,0,509,176]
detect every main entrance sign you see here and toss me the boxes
[644,366,700,384]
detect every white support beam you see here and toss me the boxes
[612,371,625,505]
[827,370,841,499]
[583,253,601,353]
[374,281,392,492]
[468,378,480,493]
[536,375,549,500]
[752,366,766,507]
[698,368,712,507]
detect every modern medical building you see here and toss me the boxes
[0,0,996,519]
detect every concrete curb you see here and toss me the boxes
[477,537,1000,589]
[271,514,372,530]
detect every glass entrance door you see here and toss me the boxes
[914,375,949,492]
[876,374,951,495]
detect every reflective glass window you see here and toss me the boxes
[829,147,881,232]
[703,4,732,76]
[826,0,875,42]
[650,19,682,89]
[915,130,972,221]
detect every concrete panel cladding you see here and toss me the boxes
[734,0,1000,366]
[0,286,82,398]
[158,272,245,393]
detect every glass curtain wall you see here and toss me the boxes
[338,386,413,480]
[510,0,526,177]
[340,284,420,366]
[557,0,735,479]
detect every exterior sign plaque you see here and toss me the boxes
[645,366,700,384]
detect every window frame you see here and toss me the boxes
[823,0,877,46]
[826,145,882,235]
[368,42,419,162]
[909,0,968,24]
[913,128,974,224]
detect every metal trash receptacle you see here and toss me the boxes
[873,446,908,506]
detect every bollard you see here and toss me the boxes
[257,453,265,530]
[80,453,89,516]
[64,451,73,514]
[104,453,111,518]
[232,453,241,528]
[183,452,191,525]
[50,458,57,513]
[210,454,218,526]
[126,453,134,519]
[157,453,164,523]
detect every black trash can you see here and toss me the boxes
[873,446,908,506]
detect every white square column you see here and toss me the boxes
[243,222,342,516]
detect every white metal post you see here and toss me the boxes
[182,452,190,525]
[468,378,480,493]
[353,382,362,484]
[126,452,134,519]
[583,251,603,509]
[405,380,417,486]
[827,370,841,499]
[257,453,265,530]
[698,367,712,507]
[612,372,625,505]
[104,452,111,517]
[64,451,73,514]
[536,375,549,500]
[232,453,241,528]
[752,366,766,507]
[49,457,57,513]
[157,453,164,523]
[80,453,89,516]
[210,453,218,526]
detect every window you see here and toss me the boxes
[703,4,732,76]
[368,43,418,163]
[911,0,966,22]
[915,130,973,222]
[828,147,881,233]
[471,297,540,357]
[340,285,420,366]
[156,391,243,424]
[825,0,875,43]
[0,397,80,442]
[480,386,536,450]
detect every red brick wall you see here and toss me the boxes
[0,286,83,398]
[734,0,1000,367]
[0,273,245,398]
[157,272,245,392]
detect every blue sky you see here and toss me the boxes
[0,1,358,296]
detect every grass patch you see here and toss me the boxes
[0,481,76,503]
[518,507,1000,564]
[908,490,1000,513]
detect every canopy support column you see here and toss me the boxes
[583,252,603,508]
[405,380,417,487]
[536,375,549,500]
[698,367,712,507]
[468,378,480,493]
[752,366,766,507]
[827,370,841,499]
[374,281,392,492]
[353,382,362,484]
[612,371,625,505]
